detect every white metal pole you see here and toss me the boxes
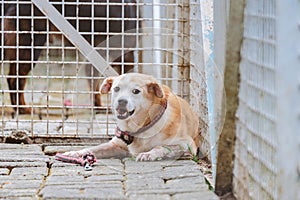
[276,0,300,199]
[153,0,162,79]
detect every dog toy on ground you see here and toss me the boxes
[55,153,97,171]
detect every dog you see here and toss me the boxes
[63,73,200,161]
[1,0,137,114]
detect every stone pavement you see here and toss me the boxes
[0,144,218,200]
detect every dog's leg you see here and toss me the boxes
[7,40,45,114]
[5,5,46,115]
[7,63,32,114]
[63,137,130,159]
[85,65,102,108]
[136,143,198,161]
[4,16,32,114]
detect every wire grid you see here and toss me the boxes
[233,0,277,199]
[0,0,200,141]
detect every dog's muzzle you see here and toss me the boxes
[115,99,134,120]
[116,107,135,120]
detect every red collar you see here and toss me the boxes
[115,100,168,145]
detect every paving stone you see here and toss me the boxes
[172,191,219,200]
[0,161,47,168]
[125,159,165,167]
[10,167,48,176]
[46,175,85,184]
[51,161,83,168]
[0,144,42,151]
[0,174,45,180]
[44,145,91,155]
[126,187,210,196]
[52,158,123,170]
[0,151,42,157]
[0,144,218,200]
[167,159,202,166]
[92,165,124,174]
[125,159,197,170]
[85,174,124,182]
[126,178,165,190]
[126,173,157,180]
[163,164,201,172]
[87,187,126,199]
[96,158,124,166]
[161,165,203,179]
[125,164,163,174]
[0,188,38,198]
[0,143,42,152]
[165,180,207,191]
[0,168,10,175]
[0,155,49,162]
[44,181,122,188]
[124,160,201,178]
[5,197,34,200]
[128,194,171,200]
[126,169,200,180]
[50,166,94,176]
[39,187,126,199]
[165,176,207,187]
[51,164,123,176]
[162,169,201,180]
[2,179,43,189]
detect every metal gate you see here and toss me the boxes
[0,0,208,151]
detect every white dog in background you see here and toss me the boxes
[63,73,200,161]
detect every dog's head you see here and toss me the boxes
[100,73,166,133]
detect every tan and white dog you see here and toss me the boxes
[63,73,200,161]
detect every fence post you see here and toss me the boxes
[214,0,245,195]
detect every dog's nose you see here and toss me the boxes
[118,99,128,107]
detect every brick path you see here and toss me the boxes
[0,144,218,199]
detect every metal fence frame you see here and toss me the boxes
[0,0,209,159]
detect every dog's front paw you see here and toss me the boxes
[136,151,163,161]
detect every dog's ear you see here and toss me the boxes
[147,82,164,98]
[100,76,116,94]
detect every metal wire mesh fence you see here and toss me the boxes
[0,0,208,148]
[1,0,139,140]
[233,0,278,199]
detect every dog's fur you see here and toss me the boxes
[63,73,200,161]
[1,0,137,114]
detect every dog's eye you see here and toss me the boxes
[114,87,120,92]
[132,89,141,94]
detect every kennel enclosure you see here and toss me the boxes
[0,0,210,157]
